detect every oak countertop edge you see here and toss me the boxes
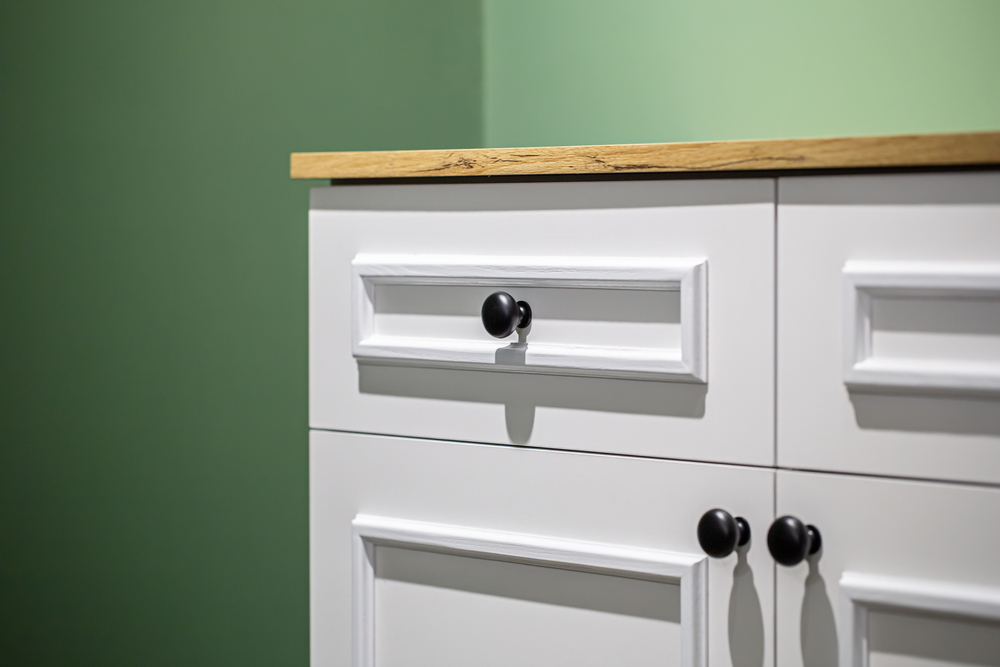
[290,132,1000,180]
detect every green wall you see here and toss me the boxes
[3,1,1000,665]
[0,1,480,665]
[484,0,1000,147]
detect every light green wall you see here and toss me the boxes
[484,0,1000,147]
[0,1,479,665]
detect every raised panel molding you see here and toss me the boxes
[842,261,1000,394]
[352,515,708,667]
[839,571,1000,667]
[352,254,708,382]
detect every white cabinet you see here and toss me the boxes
[310,179,776,465]
[306,166,1000,667]
[311,430,775,667]
[777,173,1000,484]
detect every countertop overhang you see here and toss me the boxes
[291,131,1000,180]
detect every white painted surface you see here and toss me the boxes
[352,515,706,667]
[871,297,1000,363]
[372,284,684,348]
[777,172,1000,483]
[840,572,1000,667]
[352,255,708,382]
[374,547,683,667]
[307,170,1000,667]
[311,179,775,464]
[310,430,775,667]
[842,261,1000,394]
[775,470,1000,667]
[867,607,1000,667]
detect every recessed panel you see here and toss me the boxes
[352,255,706,382]
[869,608,1000,667]
[871,295,1000,363]
[374,547,681,667]
[374,284,682,350]
[842,261,1000,395]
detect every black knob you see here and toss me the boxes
[481,292,531,338]
[767,516,822,566]
[697,509,751,558]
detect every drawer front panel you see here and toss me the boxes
[311,179,776,464]
[775,470,1000,667]
[777,172,1000,483]
[311,430,775,667]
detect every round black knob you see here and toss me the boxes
[481,292,531,338]
[767,516,822,566]
[697,509,751,558]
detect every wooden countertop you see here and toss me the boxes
[291,131,1000,180]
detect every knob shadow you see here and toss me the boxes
[800,554,838,667]
[495,338,534,443]
[728,545,765,667]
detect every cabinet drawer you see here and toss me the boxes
[775,470,1000,667]
[777,172,1000,483]
[310,179,776,465]
[311,430,775,667]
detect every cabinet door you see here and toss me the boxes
[777,172,1000,484]
[310,178,776,465]
[775,470,1000,667]
[311,431,775,667]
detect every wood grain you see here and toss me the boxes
[291,132,1000,179]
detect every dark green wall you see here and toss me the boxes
[0,1,480,665]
